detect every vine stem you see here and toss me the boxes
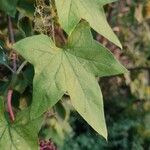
[7,90,15,121]
[16,60,28,74]
[7,16,15,44]
[7,16,16,121]
[4,64,15,73]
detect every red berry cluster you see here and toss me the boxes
[39,139,57,150]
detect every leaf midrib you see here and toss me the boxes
[64,52,100,112]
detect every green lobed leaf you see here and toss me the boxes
[13,22,127,139]
[55,0,122,48]
[0,97,42,150]
[0,0,18,17]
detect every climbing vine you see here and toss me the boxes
[0,0,127,149]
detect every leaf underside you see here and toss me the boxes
[13,22,127,139]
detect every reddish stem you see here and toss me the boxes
[7,90,15,121]
[7,16,16,121]
[7,16,15,44]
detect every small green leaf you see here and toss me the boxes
[0,97,42,150]
[17,0,35,19]
[17,16,33,37]
[55,102,67,120]
[55,0,122,48]
[0,0,18,17]
[13,22,127,139]
[12,73,29,93]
